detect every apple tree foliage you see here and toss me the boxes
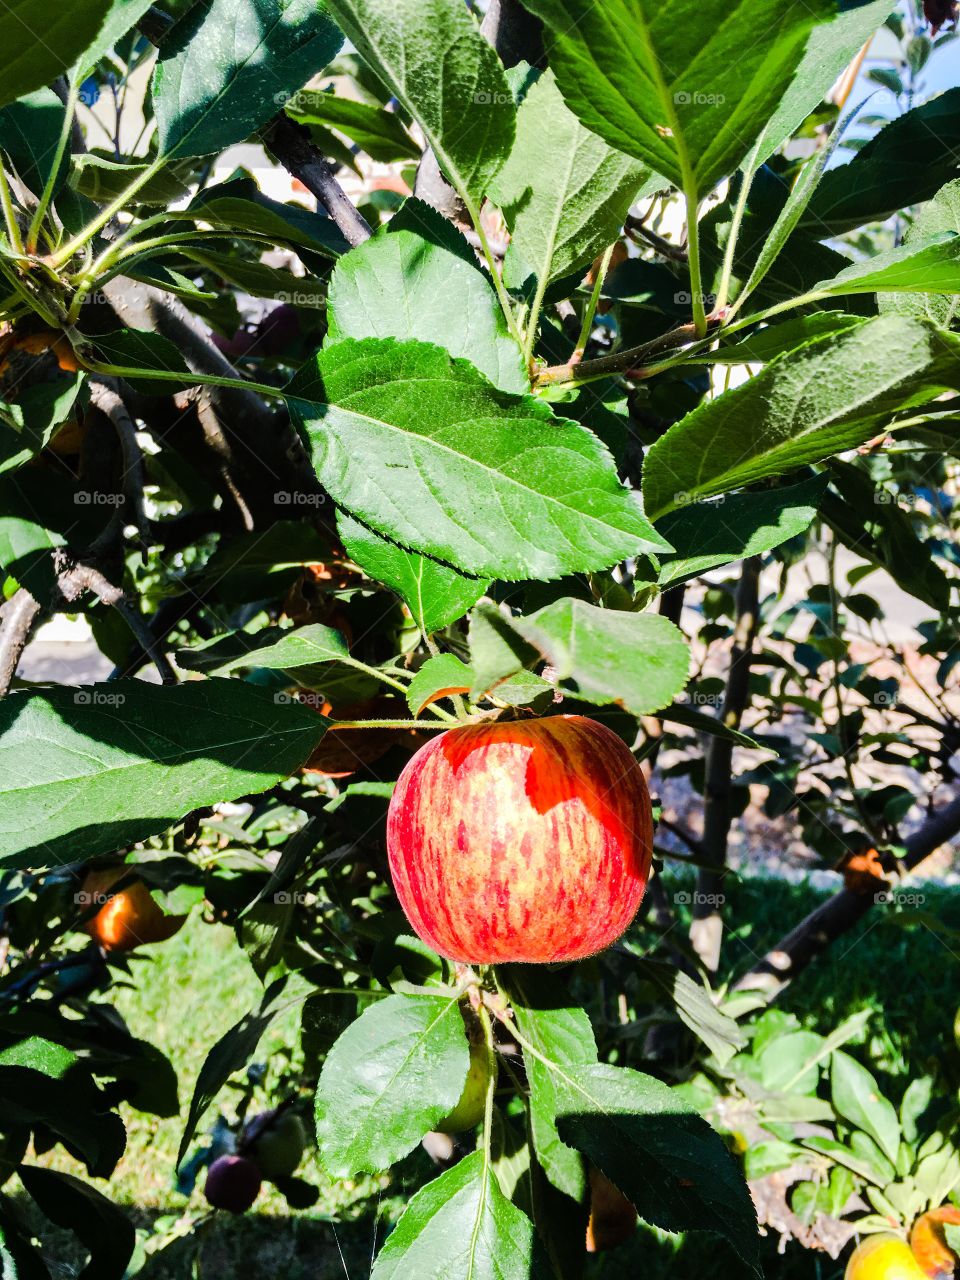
[0,0,957,1274]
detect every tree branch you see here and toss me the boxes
[0,588,42,696]
[690,556,761,974]
[735,792,960,999]
[260,115,372,248]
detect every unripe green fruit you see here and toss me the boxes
[435,1025,496,1134]
[248,1111,307,1179]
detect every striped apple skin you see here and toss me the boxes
[386,715,653,964]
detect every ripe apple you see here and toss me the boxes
[845,1234,930,1280]
[910,1205,960,1277]
[435,1015,496,1134]
[80,868,185,952]
[246,1110,308,1180]
[585,1167,638,1252]
[386,715,653,964]
[204,1154,262,1213]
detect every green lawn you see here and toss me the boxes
[14,871,960,1278]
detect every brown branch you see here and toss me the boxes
[0,589,42,696]
[735,792,960,999]
[690,556,761,974]
[260,115,372,248]
[88,379,150,548]
[624,213,688,264]
[534,318,712,388]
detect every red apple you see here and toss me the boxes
[386,715,652,964]
[910,1206,960,1277]
[204,1154,261,1213]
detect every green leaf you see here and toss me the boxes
[90,328,193,386]
[0,680,327,868]
[0,88,67,199]
[338,512,490,635]
[467,602,538,698]
[638,961,745,1067]
[487,67,655,290]
[554,1063,759,1268]
[758,1030,823,1093]
[19,1166,135,1280]
[512,599,689,716]
[656,703,767,751]
[406,655,473,716]
[0,372,85,475]
[315,993,468,1177]
[801,1136,895,1187]
[178,976,302,1163]
[180,247,327,307]
[804,88,960,234]
[708,313,865,365]
[505,967,597,1201]
[881,179,960,326]
[285,87,420,162]
[756,0,895,162]
[288,337,668,580]
[519,0,831,198]
[370,1149,550,1279]
[178,622,350,675]
[324,0,515,206]
[656,475,827,586]
[642,315,960,520]
[0,1,145,109]
[328,198,526,393]
[830,1050,901,1166]
[76,0,158,73]
[0,1037,75,1078]
[153,0,344,159]
[179,176,349,257]
[70,154,190,207]
[812,234,960,297]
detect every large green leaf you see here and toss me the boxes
[803,89,960,234]
[881,179,960,327]
[0,680,327,868]
[554,1063,759,1268]
[506,968,597,1201]
[642,315,960,520]
[370,1149,550,1279]
[812,234,960,297]
[324,0,515,206]
[0,373,85,475]
[656,474,828,586]
[315,993,468,1176]
[512,598,690,716]
[153,0,344,159]
[327,198,527,393]
[757,0,895,162]
[520,0,831,198]
[285,88,420,162]
[830,1051,901,1167]
[19,1166,136,1280]
[288,337,669,581]
[0,87,67,199]
[487,68,655,290]
[0,0,150,108]
[181,247,328,307]
[70,154,191,207]
[338,513,490,635]
[178,177,349,257]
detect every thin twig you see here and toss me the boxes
[88,379,150,548]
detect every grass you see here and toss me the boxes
[14,871,960,1278]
